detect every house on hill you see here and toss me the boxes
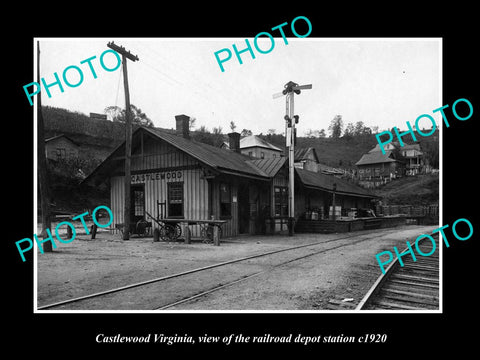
[239,135,283,159]
[45,134,79,161]
[85,114,378,237]
[355,143,404,187]
[221,134,283,159]
[399,143,424,176]
[355,141,425,186]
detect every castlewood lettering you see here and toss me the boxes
[131,170,183,184]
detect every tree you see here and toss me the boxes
[211,127,224,147]
[353,121,372,136]
[422,140,439,169]
[230,121,236,132]
[189,117,196,130]
[343,122,355,139]
[192,125,214,145]
[354,121,365,135]
[241,129,252,137]
[328,115,343,138]
[104,104,154,127]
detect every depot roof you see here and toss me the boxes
[84,126,378,199]
[84,126,272,185]
[295,167,378,198]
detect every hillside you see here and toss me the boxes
[43,106,126,161]
[372,173,439,206]
[40,106,439,214]
[298,136,377,168]
[42,106,439,172]
[264,131,439,170]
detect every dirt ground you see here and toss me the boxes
[36,224,438,311]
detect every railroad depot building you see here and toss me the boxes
[85,115,377,238]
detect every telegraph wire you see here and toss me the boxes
[120,41,261,131]
[114,64,123,109]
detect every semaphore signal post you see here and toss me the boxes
[273,81,312,236]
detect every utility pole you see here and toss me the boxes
[37,41,52,252]
[273,81,312,236]
[107,42,139,240]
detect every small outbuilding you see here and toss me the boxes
[45,134,79,161]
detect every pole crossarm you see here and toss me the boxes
[107,41,139,62]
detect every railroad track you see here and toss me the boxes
[38,229,400,311]
[356,234,440,311]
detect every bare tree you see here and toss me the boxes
[189,117,196,130]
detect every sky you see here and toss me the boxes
[35,37,441,136]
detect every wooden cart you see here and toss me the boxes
[145,211,226,245]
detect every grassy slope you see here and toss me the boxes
[372,173,439,205]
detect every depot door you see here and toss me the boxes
[238,183,250,234]
[130,184,145,224]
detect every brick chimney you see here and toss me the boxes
[175,114,190,139]
[228,132,241,153]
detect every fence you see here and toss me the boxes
[376,204,438,218]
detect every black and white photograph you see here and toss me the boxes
[31,37,442,312]
[7,7,479,355]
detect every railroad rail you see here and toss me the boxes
[38,229,400,311]
[356,234,440,310]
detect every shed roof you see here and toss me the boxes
[240,135,282,151]
[146,127,266,176]
[294,147,319,163]
[246,156,286,177]
[295,168,377,198]
[45,134,79,146]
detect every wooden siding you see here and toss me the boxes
[111,170,210,237]
[131,133,199,172]
[110,133,211,237]
[240,147,282,159]
[108,130,292,238]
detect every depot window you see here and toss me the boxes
[274,186,288,217]
[168,182,184,218]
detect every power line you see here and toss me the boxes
[120,41,268,132]
[114,65,123,109]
